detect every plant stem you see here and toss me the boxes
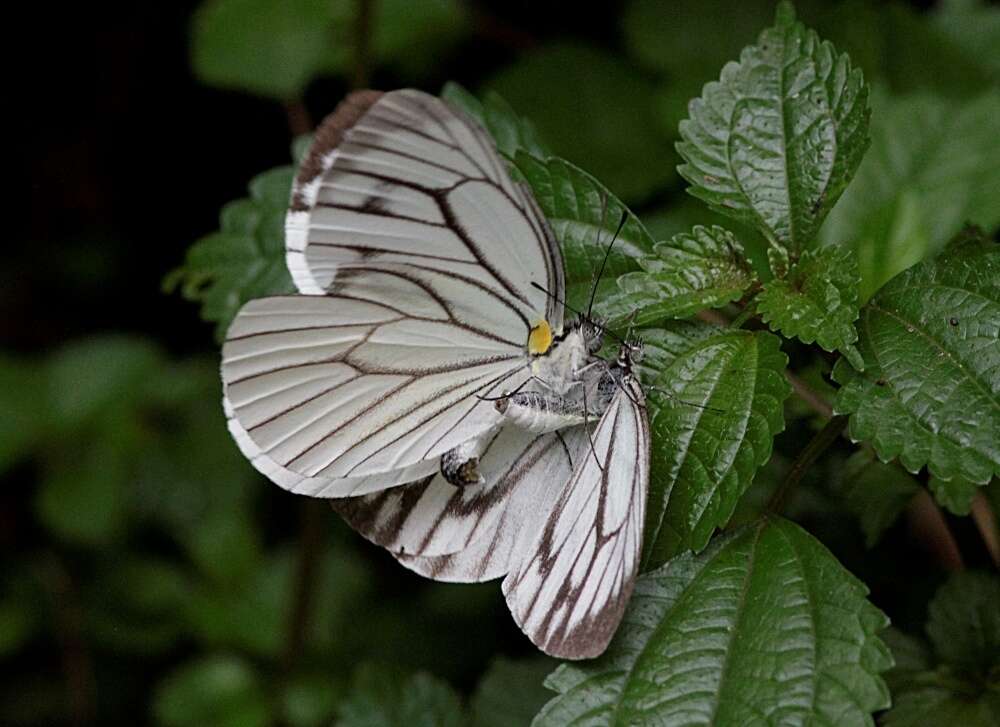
[43,555,95,727]
[284,100,313,136]
[728,292,760,329]
[785,370,834,418]
[907,489,964,571]
[970,492,1000,568]
[768,415,848,513]
[283,499,327,672]
[352,0,375,90]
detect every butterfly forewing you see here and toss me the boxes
[222,89,565,496]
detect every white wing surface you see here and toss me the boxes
[502,378,650,659]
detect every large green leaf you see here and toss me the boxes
[440,83,550,160]
[611,226,756,325]
[513,153,655,313]
[533,518,891,726]
[833,233,1000,484]
[757,245,864,369]
[883,572,1000,727]
[819,90,1000,299]
[165,167,296,341]
[489,43,676,203]
[335,663,463,727]
[639,323,790,566]
[677,2,870,256]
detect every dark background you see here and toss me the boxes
[4,1,997,725]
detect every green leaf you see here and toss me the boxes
[639,323,790,566]
[281,673,342,727]
[928,474,980,516]
[835,450,919,547]
[883,686,1000,727]
[0,355,48,474]
[440,83,550,160]
[512,153,655,313]
[926,571,1000,674]
[534,518,891,726]
[0,597,35,658]
[819,90,1000,299]
[489,43,677,202]
[758,245,864,369]
[471,657,557,727]
[154,655,270,727]
[191,0,348,99]
[833,233,1000,484]
[677,2,870,255]
[335,663,463,727]
[368,0,469,80]
[166,166,296,341]
[611,226,755,325]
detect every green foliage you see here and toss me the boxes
[470,658,558,727]
[833,231,1000,484]
[335,664,464,727]
[836,450,918,547]
[928,474,980,517]
[757,245,864,368]
[154,655,270,727]
[612,226,756,325]
[534,518,891,726]
[677,2,870,257]
[639,324,790,567]
[513,153,655,312]
[165,166,296,341]
[440,83,550,161]
[820,90,1000,299]
[489,43,676,202]
[883,572,1000,727]
[191,0,468,99]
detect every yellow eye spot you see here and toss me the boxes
[528,319,553,355]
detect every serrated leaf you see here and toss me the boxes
[926,571,1000,674]
[166,166,296,341]
[533,518,891,726]
[154,655,269,727]
[191,0,349,99]
[512,153,655,313]
[833,233,1000,484]
[820,90,1000,299]
[471,657,557,727]
[441,83,550,160]
[610,225,756,325]
[835,450,919,547]
[928,474,980,516]
[758,245,863,369]
[335,663,463,727]
[639,323,790,566]
[677,2,870,255]
[489,43,676,202]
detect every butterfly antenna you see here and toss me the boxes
[587,210,629,320]
[646,385,726,413]
[530,282,627,346]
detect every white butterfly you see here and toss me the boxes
[221,89,650,659]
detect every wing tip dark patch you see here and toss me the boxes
[291,89,385,210]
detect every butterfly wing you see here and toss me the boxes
[286,88,564,334]
[502,378,650,659]
[333,427,587,580]
[223,89,565,496]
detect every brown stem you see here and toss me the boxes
[284,100,313,136]
[768,415,848,512]
[906,489,964,571]
[44,557,95,727]
[970,491,1000,568]
[785,370,834,419]
[352,0,375,90]
[282,499,327,671]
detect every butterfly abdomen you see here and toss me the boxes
[495,390,591,433]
